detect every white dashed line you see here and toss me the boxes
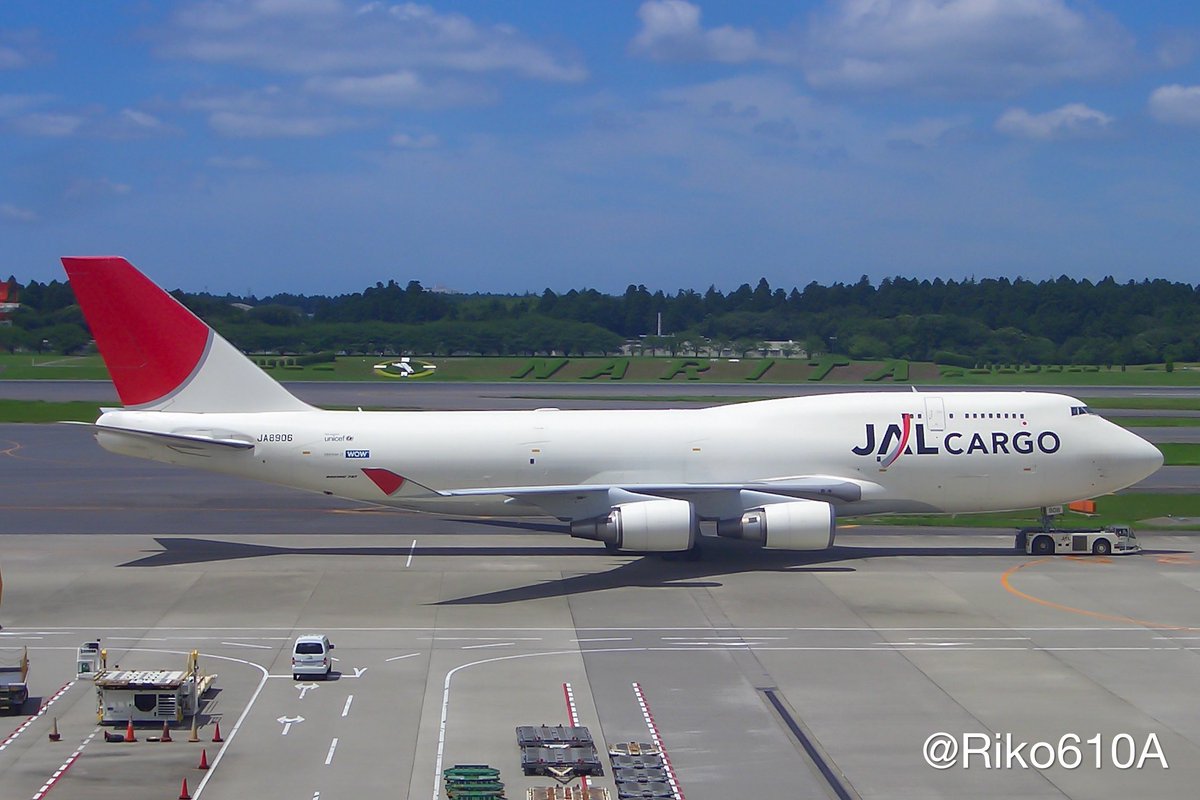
[406,539,417,567]
[220,641,272,649]
[385,653,420,662]
[341,695,354,717]
[462,642,512,650]
[30,727,98,800]
[1,680,74,753]
[324,737,339,766]
[632,683,684,800]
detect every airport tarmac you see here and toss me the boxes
[2,420,1200,799]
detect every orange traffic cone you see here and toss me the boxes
[211,721,223,743]
[178,777,191,799]
[198,748,209,770]
[124,719,136,743]
[48,717,61,742]
[161,721,173,743]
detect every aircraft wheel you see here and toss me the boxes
[1092,538,1112,556]
[1031,535,1054,555]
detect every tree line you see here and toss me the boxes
[3,273,1199,366]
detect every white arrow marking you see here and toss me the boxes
[296,682,319,699]
[277,715,304,735]
[350,667,367,678]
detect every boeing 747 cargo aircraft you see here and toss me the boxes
[61,257,1163,554]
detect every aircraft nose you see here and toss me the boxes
[1120,430,1164,485]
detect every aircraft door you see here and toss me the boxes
[924,397,946,431]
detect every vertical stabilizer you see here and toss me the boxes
[62,256,311,413]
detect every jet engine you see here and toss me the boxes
[569,498,696,552]
[716,499,835,550]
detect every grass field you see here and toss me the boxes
[1110,417,1200,427]
[1082,397,1200,411]
[865,492,1200,530]
[0,399,105,423]
[4,352,1200,384]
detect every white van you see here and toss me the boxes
[292,634,334,680]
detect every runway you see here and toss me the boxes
[2,420,1199,799]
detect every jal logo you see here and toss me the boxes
[344,449,370,459]
[853,414,1060,468]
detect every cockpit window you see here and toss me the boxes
[1069,406,1093,416]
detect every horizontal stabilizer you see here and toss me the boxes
[63,421,255,453]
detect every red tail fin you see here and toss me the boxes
[62,257,209,407]
[62,256,309,413]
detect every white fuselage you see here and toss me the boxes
[93,391,1162,520]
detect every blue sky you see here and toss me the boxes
[3,1,1200,294]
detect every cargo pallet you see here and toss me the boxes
[444,764,505,800]
[517,724,603,780]
[608,742,671,799]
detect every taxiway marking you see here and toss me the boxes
[1,681,75,753]
[633,682,684,800]
[1001,558,1196,630]
[30,728,98,800]
[278,716,304,735]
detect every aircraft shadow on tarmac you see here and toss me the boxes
[119,535,1034,605]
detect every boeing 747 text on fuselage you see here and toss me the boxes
[62,257,1163,554]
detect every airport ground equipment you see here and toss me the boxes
[608,742,669,798]
[94,651,216,725]
[1017,524,1140,556]
[528,786,611,800]
[442,764,505,799]
[0,646,29,714]
[518,725,603,780]
[76,640,103,676]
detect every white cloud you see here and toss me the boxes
[995,103,1112,140]
[12,112,83,137]
[804,0,1134,94]
[1,100,173,139]
[207,155,269,169]
[305,71,491,108]
[0,203,38,223]
[1148,84,1200,127]
[630,0,789,64]
[209,111,357,138]
[0,94,53,117]
[390,132,439,149]
[886,115,971,149]
[161,0,585,81]
[184,86,360,137]
[65,178,133,199]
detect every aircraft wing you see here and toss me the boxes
[433,477,873,520]
[440,478,864,502]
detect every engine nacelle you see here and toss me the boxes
[716,499,835,550]
[569,498,696,552]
